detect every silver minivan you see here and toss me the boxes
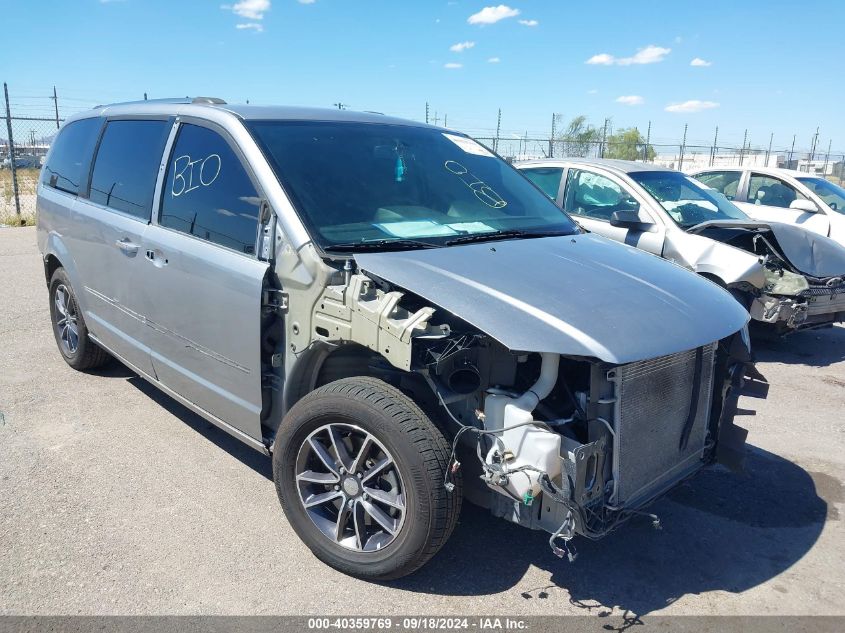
[37,99,762,579]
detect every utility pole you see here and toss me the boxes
[51,85,60,129]
[643,120,651,162]
[678,123,688,171]
[333,102,348,110]
[494,108,501,153]
[765,132,774,166]
[143,92,148,101]
[710,125,719,166]
[550,113,558,158]
[29,129,36,146]
[738,129,748,166]
[425,102,429,125]
[432,111,440,126]
[3,82,21,219]
[443,114,447,127]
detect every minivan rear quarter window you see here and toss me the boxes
[89,119,171,220]
[159,123,261,254]
[41,117,102,195]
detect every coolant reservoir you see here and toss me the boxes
[483,394,562,500]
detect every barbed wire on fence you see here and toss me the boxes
[3,83,844,225]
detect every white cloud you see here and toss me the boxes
[665,99,719,113]
[487,57,501,63]
[518,19,539,26]
[587,89,599,94]
[586,53,615,65]
[444,62,463,69]
[616,95,644,106]
[221,0,270,20]
[236,22,264,32]
[690,57,712,67]
[468,5,520,25]
[586,44,671,66]
[449,41,476,52]
[297,0,316,4]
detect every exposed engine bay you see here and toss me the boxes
[689,221,845,331]
[300,262,765,562]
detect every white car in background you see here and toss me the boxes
[516,158,845,333]
[690,166,845,246]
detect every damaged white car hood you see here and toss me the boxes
[689,220,845,279]
[356,234,748,364]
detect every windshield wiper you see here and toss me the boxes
[323,238,440,253]
[445,229,571,246]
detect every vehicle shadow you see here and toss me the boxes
[126,376,274,480]
[391,445,831,617]
[752,323,845,367]
[111,369,830,618]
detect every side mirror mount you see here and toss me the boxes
[610,209,653,230]
[789,199,820,213]
[257,200,278,262]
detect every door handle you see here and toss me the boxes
[115,238,140,255]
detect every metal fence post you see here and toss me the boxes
[51,86,60,130]
[493,108,501,154]
[3,82,22,220]
[678,124,687,171]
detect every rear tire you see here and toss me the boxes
[273,377,461,580]
[48,268,110,371]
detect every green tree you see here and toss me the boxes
[555,115,601,157]
[605,127,655,161]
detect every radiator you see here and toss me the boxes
[610,343,717,507]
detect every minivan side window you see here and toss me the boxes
[41,117,102,196]
[159,124,260,254]
[696,170,741,200]
[89,120,171,220]
[563,169,640,221]
[521,167,564,200]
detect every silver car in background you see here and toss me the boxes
[37,100,761,579]
[518,159,845,333]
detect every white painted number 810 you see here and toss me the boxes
[171,153,222,197]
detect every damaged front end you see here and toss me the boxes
[442,334,764,562]
[300,236,766,562]
[689,221,845,332]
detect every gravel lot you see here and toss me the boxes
[1,226,843,617]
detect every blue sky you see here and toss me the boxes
[3,0,843,151]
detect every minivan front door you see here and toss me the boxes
[69,118,173,378]
[137,121,270,442]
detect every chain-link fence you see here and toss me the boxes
[478,136,845,186]
[3,82,845,225]
[1,84,63,225]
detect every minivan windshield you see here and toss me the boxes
[248,121,578,249]
[630,170,748,228]
[796,177,845,214]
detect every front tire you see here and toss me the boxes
[272,377,461,580]
[48,268,110,370]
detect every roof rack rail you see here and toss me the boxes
[93,96,227,108]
